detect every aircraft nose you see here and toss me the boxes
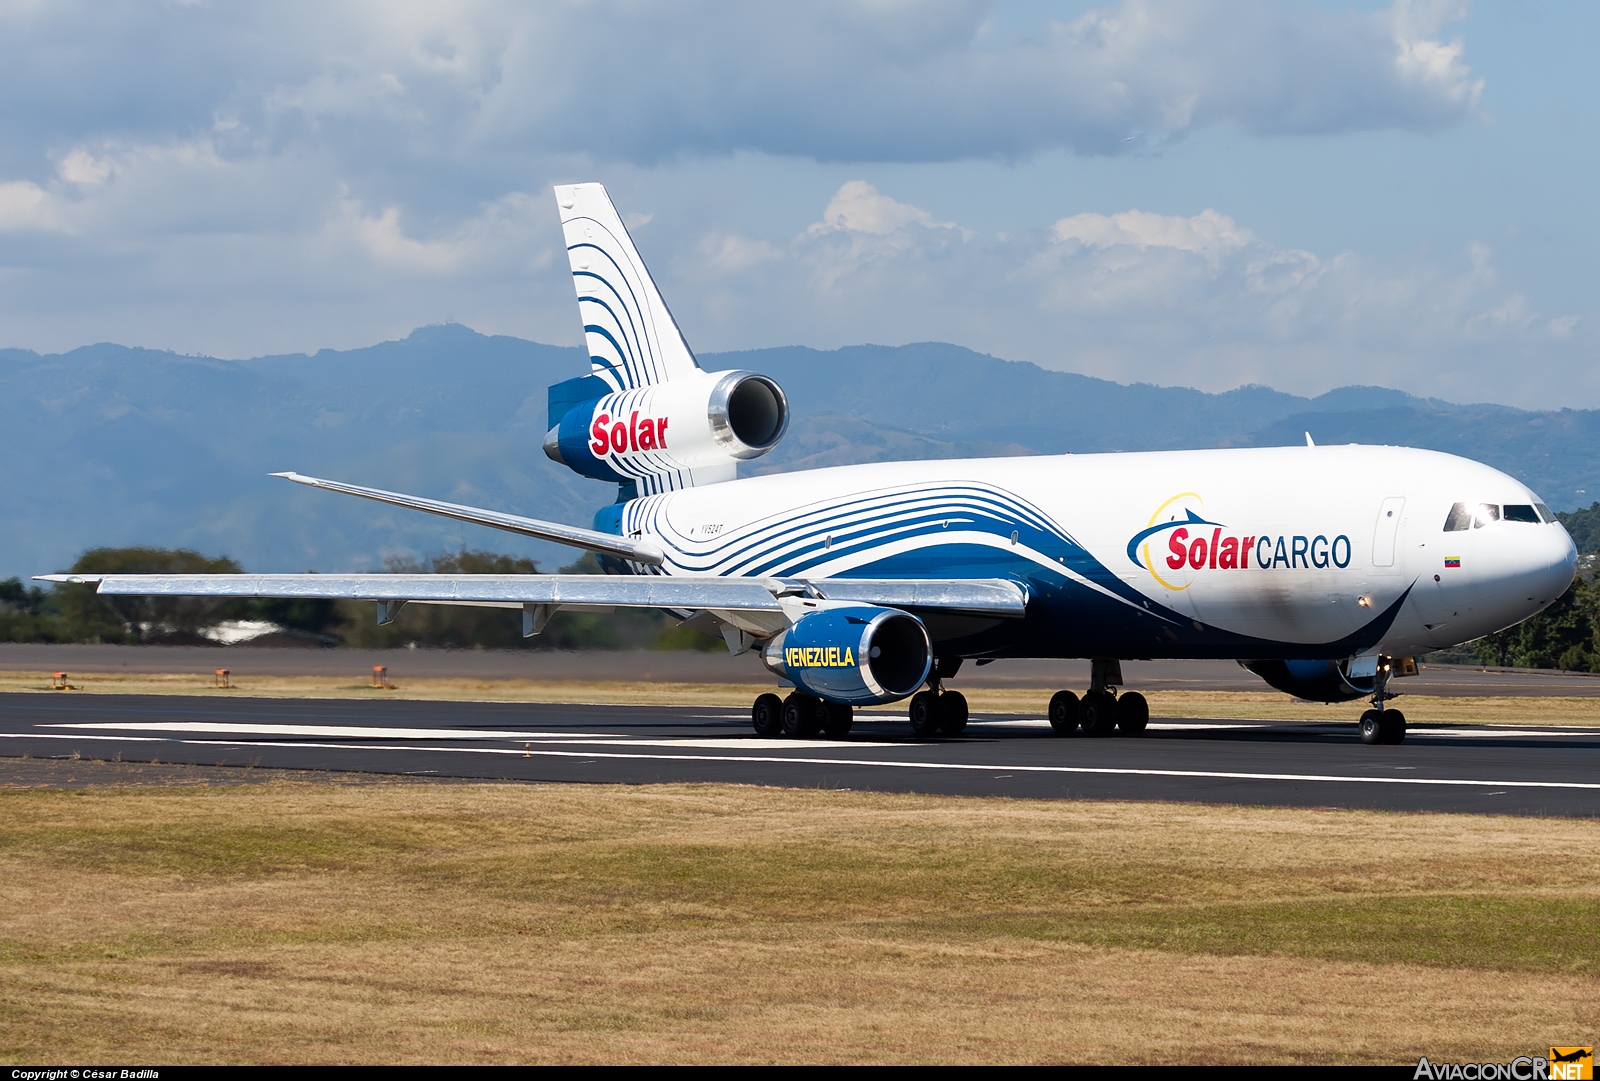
[1532,523,1579,599]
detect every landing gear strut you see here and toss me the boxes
[1359,660,1406,745]
[907,656,969,739]
[1047,658,1148,737]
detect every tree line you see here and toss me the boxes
[5,503,1600,664]
[1464,502,1600,671]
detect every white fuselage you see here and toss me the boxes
[611,444,1576,659]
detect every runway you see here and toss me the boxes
[3,692,1597,816]
[7,643,1600,695]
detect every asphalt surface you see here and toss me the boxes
[6,643,1600,695]
[3,692,1597,816]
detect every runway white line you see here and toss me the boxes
[24,727,870,751]
[14,732,1587,791]
[967,719,1269,731]
[45,721,636,741]
[52,719,1594,744]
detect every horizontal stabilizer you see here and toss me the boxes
[33,573,1027,619]
[270,471,664,565]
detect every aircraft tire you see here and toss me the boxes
[908,691,941,738]
[752,693,784,737]
[937,691,969,736]
[1380,709,1407,744]
[1359,709,1383,744]
[820,701,854,738]
[1080,692,1117,737]
[1115,691,1149,735]
[783,692,824,739]
[1048,690,1080,735]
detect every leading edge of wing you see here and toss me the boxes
[270,472,666,566]
[30,574,1027,618]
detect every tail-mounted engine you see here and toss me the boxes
[762,605,933,706]
[544,368,788,492]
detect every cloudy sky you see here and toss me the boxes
[0,0,1593,407]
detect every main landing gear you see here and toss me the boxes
[906,656,969,739]
[751,691,853,739]
[1046,658,1149,738]
[1358,661,1406,745]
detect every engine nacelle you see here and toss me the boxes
[762,605,933,706]
[1240,658,1368,703]
[544,368,788,489]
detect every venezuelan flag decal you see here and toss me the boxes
[1444,557,1461,568]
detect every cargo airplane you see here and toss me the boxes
[40,184,1579,745]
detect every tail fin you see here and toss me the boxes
[545,184,790,497]
[556,183,698,392]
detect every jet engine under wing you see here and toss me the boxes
[270,471,666,566]
[33,573,1028,619]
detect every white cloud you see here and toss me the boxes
[0,1,1482,179]
[57,148,115,186]
[0,180,66,232]
[671,181,1585,405]
[1052,208,1253,258]
[0,1,1583,410]
[697,232,781,274]
[810,181,958,236]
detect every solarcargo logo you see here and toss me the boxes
[1126,493,1352,591]
[590,409,669,457]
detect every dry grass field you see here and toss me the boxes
[4,668,1600,725]
[1,779,1596,1064]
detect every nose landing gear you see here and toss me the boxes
[1359,708,1406,744]
[1358,659,1406,745]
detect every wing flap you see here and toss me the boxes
[807,578,1027,618]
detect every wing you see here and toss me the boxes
[270,471,665,566]
[33,572,1028,641]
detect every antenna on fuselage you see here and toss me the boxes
[1305,432,1315,447]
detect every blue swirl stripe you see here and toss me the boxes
[567,222,668,388]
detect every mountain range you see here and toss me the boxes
[3,324,1596,578]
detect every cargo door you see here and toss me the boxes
[1371,496,1405,574]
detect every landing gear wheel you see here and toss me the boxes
[1380,709,1406,745]
[1080,692,1118,737]
[1359,709,1383,745]
[1048,690,1080,736]
[908,690,941,738]
[937,691,969,736]
[782,692,823,739]
[752,693,784,738]
[1115,691,1149,736]
[820,701,854,738]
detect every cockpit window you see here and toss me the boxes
[1443,503,1472,531]
[1503,504,1540,523]
[1474,504,1501,528]
[1535,503,1555,523]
